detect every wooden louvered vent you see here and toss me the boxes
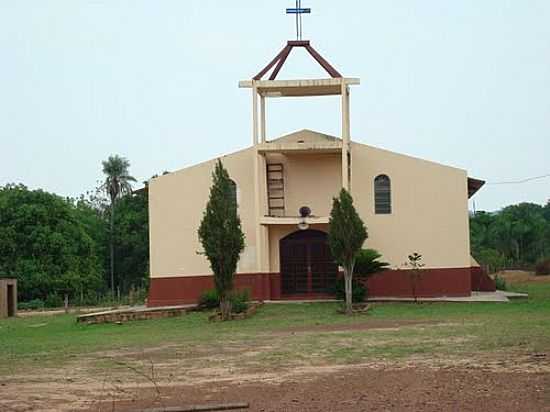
[267,163,285,216]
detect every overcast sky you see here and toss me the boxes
[1,1,549,212]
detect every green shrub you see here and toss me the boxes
[494,275,507,291]
[535,259,550,276]
[334,277,367,303]
[18,299,45,311]
[198,288,251,313]
[354,249,390,277]
[45,294,64,308]
[198,289,220,309]
[230,289,250,314]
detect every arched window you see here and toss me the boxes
[229,179,238,207]
[374,174,391,214]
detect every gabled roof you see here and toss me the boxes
[269,129,340,145]
[258,129,342,154]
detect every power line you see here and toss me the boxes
[487,173,550,185]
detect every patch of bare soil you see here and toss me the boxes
[2,319,549,411]
[496,270,550,284]
[279,319,440,334]
[2,350,549,412]
[98,366,550,412]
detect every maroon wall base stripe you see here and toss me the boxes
[148,273,281,307]
[470,266,496,292]
[366,268,472,298]
[147,267,478,307]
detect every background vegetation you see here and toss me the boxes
[0,169,150,308]
[470,202,550,273]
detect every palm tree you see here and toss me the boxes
[102,155,136,294]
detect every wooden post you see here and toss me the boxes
[64,293,69,314]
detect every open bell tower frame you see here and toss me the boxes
[239,40,360,191]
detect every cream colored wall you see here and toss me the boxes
[150,137,472,279]
[149,148,258,278]
[351,142,471,269]
[266,153,342,217]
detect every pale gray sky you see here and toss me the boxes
[1,1,549,211]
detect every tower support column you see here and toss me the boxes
[341,82,351,191]
[252,83,259,145]
[260,94,266,143]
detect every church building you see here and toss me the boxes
[146,35,489,307]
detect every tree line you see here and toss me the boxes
[470,202,550,273]
[0,156,149,307]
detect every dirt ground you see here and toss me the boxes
[101,367,550,412]
[3,358,549,412]
[496,270,550,284]
[1,317,549,412]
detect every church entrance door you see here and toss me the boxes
[280,230,338,296]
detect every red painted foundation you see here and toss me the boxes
[148,267,476,307]
[148,273,281,307]
[470,266,496,292]
[366,267,472,298]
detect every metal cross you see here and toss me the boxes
[286,0,311,40]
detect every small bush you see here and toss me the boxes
[535,259,550,276]
[230,289,250,314]
[334,278,367,303]
[494,275,507,291]
[18,299,45,311]
[198,289,219,309]
[198,288,250,313]
[45,294,64,308]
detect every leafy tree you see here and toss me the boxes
[475,248,507,273]
[543,201,550,222]
[470,203,550,271]
[198,160,245,321]
[113,191,149,293]
[0,184,103,302]
[328,188,368,315]
[101,155,136,293]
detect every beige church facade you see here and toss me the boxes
[147,41,489,306]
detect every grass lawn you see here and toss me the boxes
[1,279,550,379]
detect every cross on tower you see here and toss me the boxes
[286,0,311,40]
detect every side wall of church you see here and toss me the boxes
[148,147,258,279]
[351,142,471,270]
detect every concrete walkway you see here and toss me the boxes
[267,291,528,304]
[367,291,528,303]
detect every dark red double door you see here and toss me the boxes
[280,230,338,296]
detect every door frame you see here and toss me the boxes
[279,229,337,296]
